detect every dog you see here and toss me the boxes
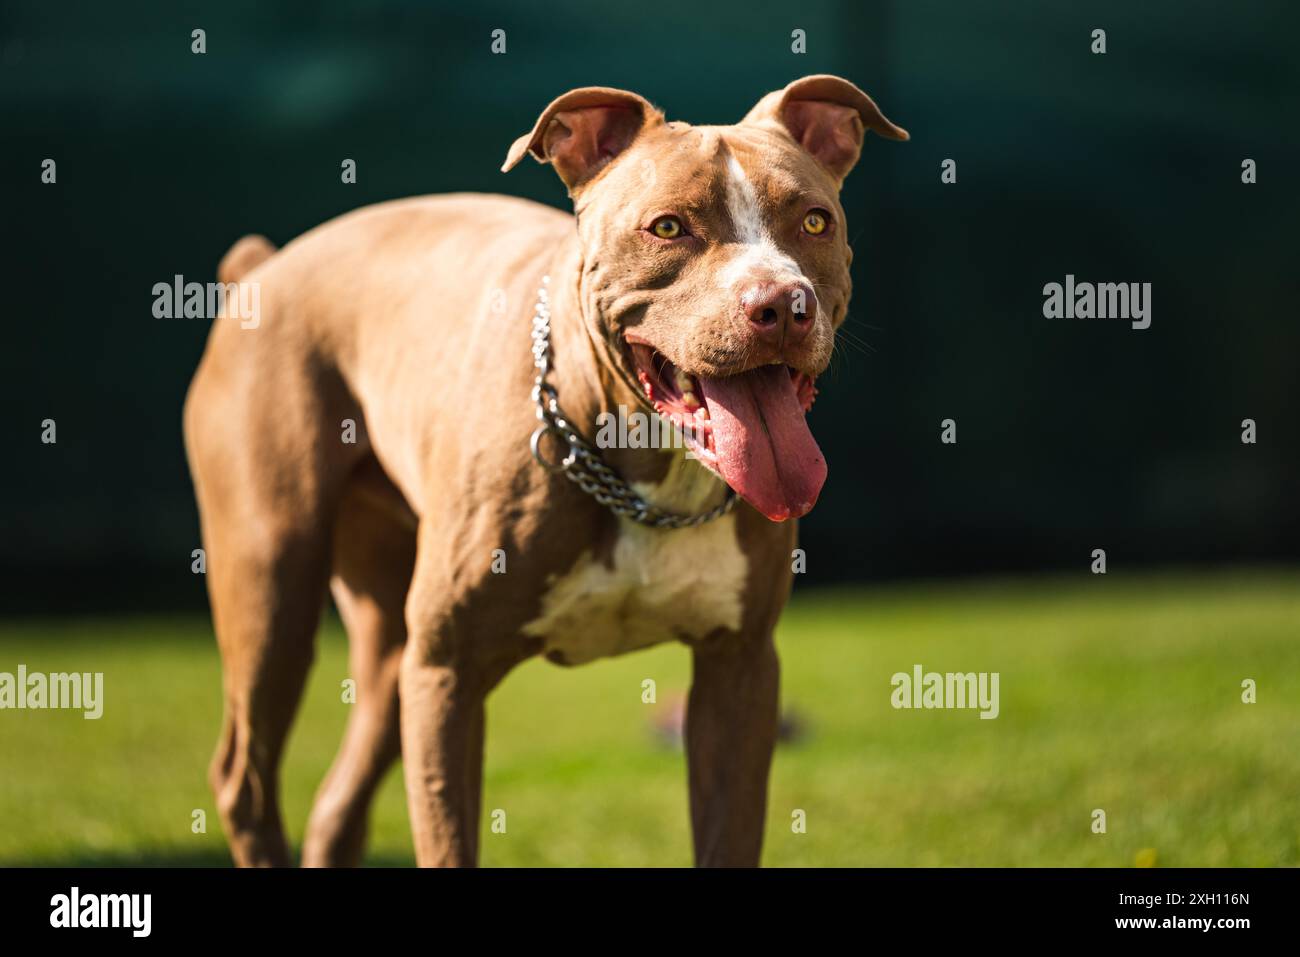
[183,75,907,867]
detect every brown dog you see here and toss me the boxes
[183,75,906,867]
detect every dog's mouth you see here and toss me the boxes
[625,340,826,522]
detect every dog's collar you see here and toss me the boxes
[528,275,737,529]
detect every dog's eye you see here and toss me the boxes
[650,216,685,239]
[802,210,830,235]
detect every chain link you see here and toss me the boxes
[528,275,737,529]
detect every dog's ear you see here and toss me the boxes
[502,87,663,193]
[741,75,908,183]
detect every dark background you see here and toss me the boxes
[2,0,1296,612]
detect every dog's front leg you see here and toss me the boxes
[399,634,484,867]
[685,630,780,867]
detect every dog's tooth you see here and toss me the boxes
[673,369,693,393]
[681,390,699,410]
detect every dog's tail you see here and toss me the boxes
[218,234,277,284]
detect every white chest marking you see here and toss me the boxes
[522,456,747,665]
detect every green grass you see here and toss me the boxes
[1,569,1298,866]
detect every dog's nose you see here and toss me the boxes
[740,280,816,346]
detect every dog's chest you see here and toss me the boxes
[521,464,748,665]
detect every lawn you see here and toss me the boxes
[1,569,1297,866]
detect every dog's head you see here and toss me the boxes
[504,76,907,522]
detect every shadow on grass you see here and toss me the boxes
[16,849,417,868]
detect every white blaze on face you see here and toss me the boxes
[720,154,807,292]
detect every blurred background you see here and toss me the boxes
[2,0,1297,609]
[0,1,1296,866]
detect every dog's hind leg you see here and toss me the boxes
[302,464,416,867]
[185,316,358,867]
[202,525,330,867]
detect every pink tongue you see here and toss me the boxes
[696,366,827,522]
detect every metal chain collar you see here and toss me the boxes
[528,275,738,529]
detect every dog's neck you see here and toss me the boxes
[539,231,731,515]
